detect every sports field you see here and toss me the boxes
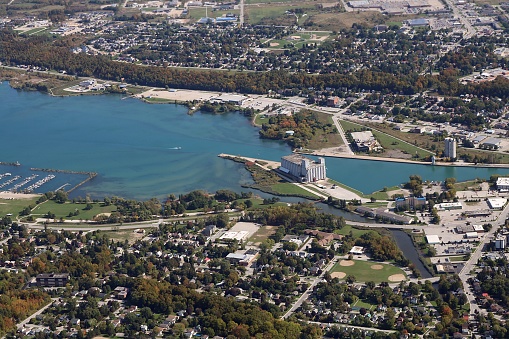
[330,259,406,283]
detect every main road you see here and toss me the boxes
[459,201,509,317]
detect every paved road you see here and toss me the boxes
[307,321,396,334]
[282,257,339,319]
[17,299,56,330]
[441,0,475,38]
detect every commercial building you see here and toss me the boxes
[487,197,507,210]
[426,235,440,244]
[219,231,249,242]
[395,196,426,211]
[480,137,501,150]
[435,202,462,210]
[280,154,326,182]
[36,273,69,287]
[497,177,509,191]
[444,137,457,159]
[494,236,506,250]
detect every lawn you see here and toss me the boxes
[271,183,320,199]
[449,256,466,262]
[334,224,373,238]
[330,259,406,283]
[327,178,391,200]
[0,197,39,218]
[31,201,117,221]
[144,97,173,104]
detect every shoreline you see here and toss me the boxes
[4,76,509,170]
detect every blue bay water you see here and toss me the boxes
[2,82,509,200]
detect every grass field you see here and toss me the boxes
[352,299,377,311]
[103,229,150,244]
[330,259,406,283]
[246,3,316,24]
[187,7,240,19]
[0,197,39,218]
[31,201,117,220]
[307,112,343,149]
[309,11,385,30]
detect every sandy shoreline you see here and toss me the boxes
[0,192,40,200]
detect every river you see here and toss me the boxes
[2,83,509,200]
[390,230,433,278]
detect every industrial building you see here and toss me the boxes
[350,131,380,152]
[497,177,509,191]
[280,154,326,182]
[444,137,457,159]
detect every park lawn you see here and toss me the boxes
[334,224,372,238]
[0,197,40,217]
[21,27,49,35]
[330,259,406,283]
[254,114,267,126]
[31,201,117,220]
[449,256,466,262]
[249,225,278,244]
[271,183,320,199]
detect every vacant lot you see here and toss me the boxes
[249,225,278,244]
